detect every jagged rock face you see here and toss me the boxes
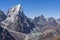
[0,10,15,40]
[33,15,47,32]
[34,15,47,27]
[48,17,58,26]
[56,18,60,24]
[1,4,35,34]
[0,10,6,22]
[33,15,59,32]
[0,25,16,40]
[33,15,58,27]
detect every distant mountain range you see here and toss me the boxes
[0,4,60,40]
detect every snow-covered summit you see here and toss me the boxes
[13,4,21,12]
[7,4,22,16]
[6,4,25,20]
[1,4,35,34]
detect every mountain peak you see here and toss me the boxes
[7,4,22,13]
[40,14,44,17]
[1,4,35,34]
[15,4,21,11]
[7,4,23,17]
[17,4,21,7]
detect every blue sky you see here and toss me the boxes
[0,0,60,19]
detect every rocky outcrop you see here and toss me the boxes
[0,25,16,40]
[0,9,6,22]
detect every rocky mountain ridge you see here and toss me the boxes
[0,4,60,40]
